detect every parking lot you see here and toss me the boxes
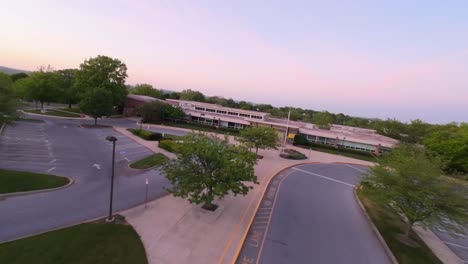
[0,119,169,242]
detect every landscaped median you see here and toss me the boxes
[357,189,442,264]
[24,109,83,118]
[0,215,148,264]
[129,153,169,169]
[0,169,71,194]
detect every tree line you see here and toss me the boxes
[1,57,466,175]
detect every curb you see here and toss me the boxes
[22,110,92,120]
[0,177,74,199]
[0,123,5,136]
[413,224,463,264]
[354,189,399,264]
[0,192,168,252]
[225,161,318,264]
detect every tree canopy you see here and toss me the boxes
[424,123,468,174]
[361,144,468,237]
[131,84,164,99]
[10,72,29,82]
[162,133,258,209]
[237,126,279,155]
[313,111,335,129]
[138,101,185,123]
[79,87,114,125]
[57,69,79,108]
[74,55,128,107]
[0,73,19,124]
[15,67,62,109]
[179,89,205,102]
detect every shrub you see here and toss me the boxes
[159,140,182,153]
[147,132,163,141]
[280,149,307,160]
[127,128,162,141]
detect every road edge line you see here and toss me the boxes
[354,188,399,264]
[0,177,74,199]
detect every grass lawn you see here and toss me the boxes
[58,107,82,114]
[0,217,148,264]
[16,117,45,122]
[25,109,82,118]
[129,153,169,169]
[0,169,70,194]
[357,190,442,264]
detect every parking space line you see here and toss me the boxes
[344,164,368,173]
[436,228,468,238]
[47,167,56,173]
[292,167,356,187]
[444,241,468,250]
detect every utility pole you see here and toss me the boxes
[105,136,117,222]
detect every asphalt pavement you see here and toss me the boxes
[0,117,183,242]
[237,163,392,264]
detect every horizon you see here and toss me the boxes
[1,1,467,124]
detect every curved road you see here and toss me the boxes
[0,116,186,242]
[237,163,391,264]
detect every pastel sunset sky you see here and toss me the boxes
[1,1,467,123]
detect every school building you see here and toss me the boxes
[124,95,398,154]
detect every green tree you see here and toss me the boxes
[313,111,335,129]
[57,69,79,108]
[163,104,185,121]
[74,55,128,108]
[132,84,164,99]
[361,144,468,238]
[18,67,62,110]
[237,126,280,155]
[79,88,114,125]
[0,73,19,124]
[137,101,166,123]
[10,72,29,82]
[162,133,258,209]
[179,89,205,102]
[424,123,468,174]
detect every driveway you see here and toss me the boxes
[236,163,391,264]
[0,118,171,242]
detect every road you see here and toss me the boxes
[0,116,187,242]
[237,163,392,264]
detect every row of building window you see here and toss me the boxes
[305,134,378,153]
[191,117,245,129]
[193,106,263,120]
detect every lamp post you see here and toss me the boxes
[106,135,117,222]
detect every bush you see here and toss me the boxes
[147,132,163,141]
[127,128,162,141]
[280,149,307,160]
[159,140,182,153]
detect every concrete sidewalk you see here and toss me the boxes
[122,143,373,264]
[113,127,177,159]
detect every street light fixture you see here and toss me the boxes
[105,135,117,222]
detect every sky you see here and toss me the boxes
[1,0,467,124]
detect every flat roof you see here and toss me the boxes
[186,110,251,125]
[166,98,398,147]
[127,94,167,103]
[167,99,270,117]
